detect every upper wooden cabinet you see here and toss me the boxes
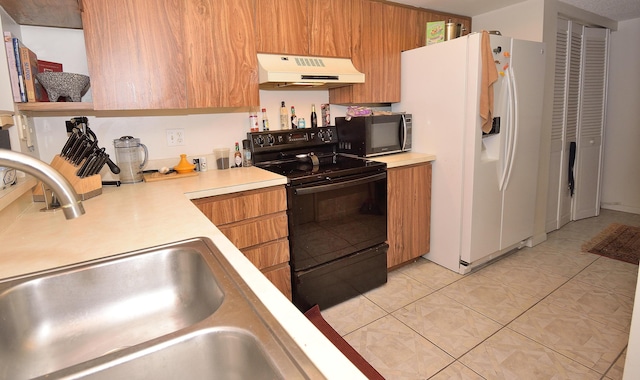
[184,0,259,108]
[308,0,351,57]
[3,0,470,110]
[82,0,258,110]
[330,1,471,104]
[330,0,404,104]
[255,0,308,55]
[82,0,188,110]
[255,0,351,58]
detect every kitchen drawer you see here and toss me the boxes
[262,263,292,300]
[241,238,290,270]
[218,212,289,250]
[192,186,286,225]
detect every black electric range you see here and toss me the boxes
[248,127,386,185]
[248,127,388,311]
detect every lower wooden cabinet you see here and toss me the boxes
[387,162,432,269]
[262,263,293,298]
[192,186,292,299]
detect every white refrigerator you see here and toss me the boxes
[393,33,546,273]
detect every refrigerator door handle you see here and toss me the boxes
[502,68,519,190]
[499,70,513,190]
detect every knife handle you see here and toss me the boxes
[76,155,94,177]
[105,157,121,174]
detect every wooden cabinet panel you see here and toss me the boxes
[387,162,431,269]
[82,0,259,110]
[217,212,288,250]
[256,0,351,58]
[185,0,259,108]
[241,238,290,270]
[329,0,402,104]
[308,0,351,58]
[192,186,286,225]
[82,0,188,110]
[330,1,471,105]
[255,0,308,55]
[192,185,291,299]
[262,263,292,299]
[404,7,428,51]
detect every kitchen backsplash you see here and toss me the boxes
[31,92,351,177]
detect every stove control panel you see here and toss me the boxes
[248,127,338,153]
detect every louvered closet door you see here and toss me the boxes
[546,20,581,232]
[546,21,608,230]
[546,19,568,232]
[572,26,609,220]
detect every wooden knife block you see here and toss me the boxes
[32,155,102,202]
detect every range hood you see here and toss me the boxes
[257,53,365,90]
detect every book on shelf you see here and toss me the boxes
[37,59,64,102]
[5,34,27,102]
[19,45,46,102]
[3,32,22,102]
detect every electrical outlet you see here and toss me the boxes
[166,128,185,146]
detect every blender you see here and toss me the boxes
[113,136,148,183]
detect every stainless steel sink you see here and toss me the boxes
[0,238,323,379]
[68,329,286,380]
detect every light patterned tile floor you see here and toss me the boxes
[322,209,640,379]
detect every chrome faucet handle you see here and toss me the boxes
[39,183,61,212]
[0,149,85,219]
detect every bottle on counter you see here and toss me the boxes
[298,118,306,129]
[242,139,252,167]
[234,142,242,167]
[280,101,288,129]
[291,106,298,129]
[310,104,318,128]
[249,111,259,132]
[261,108,270,131]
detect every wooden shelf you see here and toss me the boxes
[0,0,83,29]
[16,102,94,112]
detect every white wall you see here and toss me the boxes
[600,18,640,214]
[30,90,331,170]
[471,0,546,41]
[21,26,91,101]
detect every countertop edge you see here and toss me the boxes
[368,152,436,168]
[0,154,435,379]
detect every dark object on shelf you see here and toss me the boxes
[35,72,90,102]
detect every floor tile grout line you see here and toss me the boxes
[324,212,638,377]
[599,344,627,380]
[503,326,604,375]
[427,359,488,379]
[393,253,627,372]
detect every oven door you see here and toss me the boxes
[287,171,388,310]
[288,171,387,271]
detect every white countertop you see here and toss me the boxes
[370,151,436,168]
[0,151,435,379]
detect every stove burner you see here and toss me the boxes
[248,127,386,185]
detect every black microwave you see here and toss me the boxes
[336,114,412,157]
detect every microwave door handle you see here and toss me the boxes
[294,172,387,196]
[401,116,407,150]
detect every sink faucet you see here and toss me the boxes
[0,149,85,219]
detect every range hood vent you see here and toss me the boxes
[257,53,365,90]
